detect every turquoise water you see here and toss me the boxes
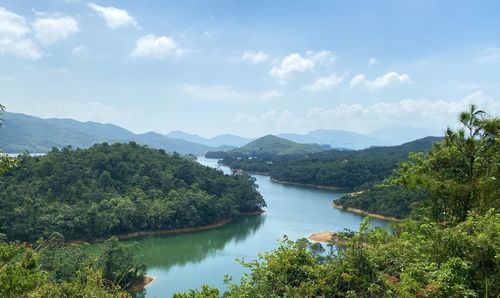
[123,156,388,297]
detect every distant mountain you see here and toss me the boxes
[166,130,252,147]
[231,135,327,156]
[0,112,219,155]
[368,126,443,145]
[277,129,389,150]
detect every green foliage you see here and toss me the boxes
[207,134,327,160]
[180,107,499,298]
[387,104,500,222]
[0,241,130,298]
[334,187,427,219]
[99,237,146,288]
[0,142,265,241]
[180,212,499,297]
[173,285,221,298]
[218,136,440,189]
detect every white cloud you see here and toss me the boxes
[88,2,138,29]
[270,53,314,82]
[181,85,283,102]
[307,50,336,65]
[261,110,276,121]
[475,47,500,63]
[227,92,500,135]
[33,16,79,45]
[349,71,411,89]
[233,112,255,124]
[368,57,378,66]
[241,50,268,64]
[181,84,244,101]
[0,7,30,38]
[306,91,500,132]
[0,7,42,60]
[259,90,284,100]
[132,34,180,58]
[303,74,343,91]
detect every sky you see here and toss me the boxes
[1,0,500,138]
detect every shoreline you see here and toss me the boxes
[270,178,346,191]
[128,275,154,292]
[307,231,347,246]
[232,168,271,175]
[331,203,402,222]
[70,209,265,243]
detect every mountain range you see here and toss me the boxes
[0,112,442,154]
[0,112,216,155]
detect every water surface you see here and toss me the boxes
[126,156,388,297]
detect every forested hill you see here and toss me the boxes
[208,135,328,158]
[0,142,265,241]
[218,136,442,189]
[0,112,224,154]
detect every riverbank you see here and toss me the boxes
[70,209,266,243]
[270,178,346,190]
[308,231,347,246]
[116,209,265,241]
[128,275,155,292]
[332,203,402,222]
[233,168,271,175]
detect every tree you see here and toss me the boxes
[388,104,499,222]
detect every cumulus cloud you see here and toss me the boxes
[368,57,378,66]
[88,2,138,29]
[349,71,411,89]
[270,53,314,81]
[303,74,344,91]
[306,91,500,131]
[475,47,500,63]
[227,92,500,135]
[33,16,79,45]
[307,50,336,65]
[0,7,42,59]
[131,34,180,58]
[259,90,284,100]
[241,50,268,64]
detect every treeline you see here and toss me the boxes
[334,187,428,219]
[216,136,441,189]
[179,106,500,297]
[214,137,439,218]
[0,142,265,241]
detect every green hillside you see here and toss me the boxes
[0,112,218,155]
[0,142,265,241]
[230,134,326,156]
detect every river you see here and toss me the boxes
[126,156,389,297]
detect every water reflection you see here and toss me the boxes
[128,215,265,269]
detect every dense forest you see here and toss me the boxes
[210,136,440,218]
[0,142,265,241]
[179,105,500,297]
[214,136,440,189]
[207,134,328,158]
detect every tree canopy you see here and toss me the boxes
[0,142,265,241]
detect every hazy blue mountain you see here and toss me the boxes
[368,126,443,145]
[0,112,216,155]
[231,135,327,156]
[277,129,389,150]
[166,130,252,147]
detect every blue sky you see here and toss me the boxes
[1,0,499,137]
